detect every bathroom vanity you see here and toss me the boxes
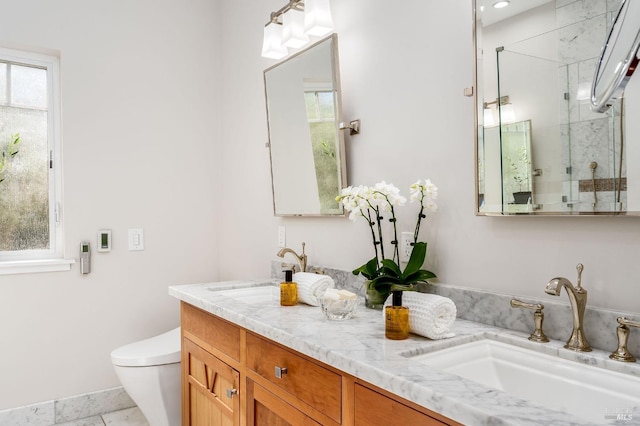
[170,281,640,426]
[179,297,453,425]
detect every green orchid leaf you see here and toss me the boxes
[380,258,402,277]
[352,257,379,280]
[390,283,415,292]
[403,242,426,278]
[404,269,437,283]
[370,274,400,293]
[372,281,392,293]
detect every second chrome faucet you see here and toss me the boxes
[545,263,591,352]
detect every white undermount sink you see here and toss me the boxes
[407,338,640,424]
[210,285,279,305]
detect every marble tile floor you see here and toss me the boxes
[51,407,148,426]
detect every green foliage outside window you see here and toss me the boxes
[0,133,21,184]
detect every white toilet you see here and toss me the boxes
[110,327,182,426]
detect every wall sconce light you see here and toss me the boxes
[282,6,308,48]
[304,0,335,36]
[262,22,289,59]
[500,102,515,123]
[576,82,591,101]
[262,0,334,59]
[483,95,515,125]
[483,106,495,126]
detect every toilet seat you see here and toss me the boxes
[111,327,181,367]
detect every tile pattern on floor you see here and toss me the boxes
[49,407,148,426]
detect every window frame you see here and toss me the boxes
[0,47,71,275]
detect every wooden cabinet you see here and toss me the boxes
[354,383,451,426]
[182,338,240,426]
[246,333,341,424]
[246,379,321,426]
[181,302,459,426]
[182,303,242,426]
[181,303,241,365]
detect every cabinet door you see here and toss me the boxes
[183,338,240,426]
[246,379,321,426]
[354,383,448,426]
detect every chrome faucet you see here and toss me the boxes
[510,299,549,343]
[610,317,640,362]
[276,242,307,273]
[545,263,591,352]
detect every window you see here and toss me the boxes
[303,87,342,214]
[0,47,67,274]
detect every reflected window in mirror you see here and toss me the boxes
[303,87,342,214]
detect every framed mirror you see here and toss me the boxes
[474,0,640,215]
[264,34,347,217]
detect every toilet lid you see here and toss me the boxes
[111,327,181,367]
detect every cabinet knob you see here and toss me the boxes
[274,366,288,379]
[226,388,238,398]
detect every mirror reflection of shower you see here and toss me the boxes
[475,0,637,215]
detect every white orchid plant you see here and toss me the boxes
[336,179,438,296]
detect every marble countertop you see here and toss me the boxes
[169,280,640,426]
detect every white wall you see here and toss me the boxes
[3,0,640,413]
[0,0,221,410]
[218,0,640,318]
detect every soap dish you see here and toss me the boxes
[320,294,358,321]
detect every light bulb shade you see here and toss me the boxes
[282,8,309,48]
[576,82,591,101]
[500,103,515,123]
[262,23,288,59]
[304,0,334,37]
[483,107,495,126]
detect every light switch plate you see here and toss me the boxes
[128,228,144,251]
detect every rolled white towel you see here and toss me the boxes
[383,292,456,339]
[293,272,336,306]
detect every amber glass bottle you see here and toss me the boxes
[280,270,298,306]
[385,291,409,340]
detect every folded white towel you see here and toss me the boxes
[383,292,456,339]
[293,272,336,306]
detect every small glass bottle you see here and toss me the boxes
[280,269,298,306]
[385,290,409,340]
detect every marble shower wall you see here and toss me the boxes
[557,0,626,212]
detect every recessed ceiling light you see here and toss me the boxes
[493,1,510,8]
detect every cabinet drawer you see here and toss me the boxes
[354,384,449,426]
[247,379,321,426]
[181,302,241,362]
[246,333,341,423]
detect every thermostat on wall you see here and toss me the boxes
[98,229,112,252]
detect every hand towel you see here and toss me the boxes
[383,292,456,339]
[293,272,336,306]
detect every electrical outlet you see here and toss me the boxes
[401,232,413,262]
[278,226,286,248]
